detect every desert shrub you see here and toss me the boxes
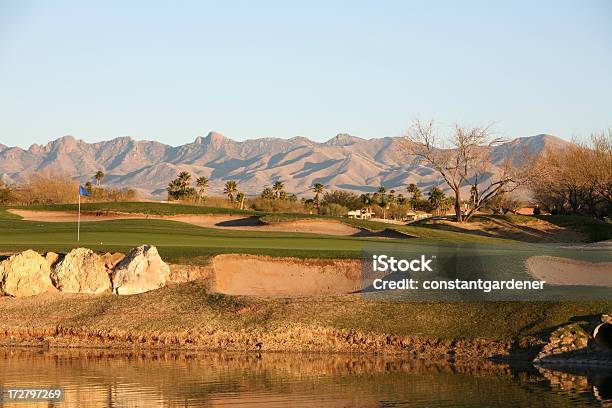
[251,198,306,213]
[387,203,412,220]
[412,198,431,212]
[0,180,15,204]
[369,204,383,218]
[484,192,522,215]
[321,190,362,210]
[14,172,79,204]
[201,196,242,209]
[89,187,138,202]
[319,203,348,217]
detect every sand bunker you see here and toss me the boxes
[525,256,612,287]
[169,215,362,236]
[212,254,362,297]
[9,209,406,238]
[8,209,145,222]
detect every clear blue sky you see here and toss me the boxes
[1,0,610,148]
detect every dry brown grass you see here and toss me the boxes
[13,172,79,205]
[1,280,611,359]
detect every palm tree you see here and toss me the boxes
[312,183,325,208]
[407,183,421,198]
[272,181,284,199]
[407,183,421,208]
[360,193,372,206]
[236,192,246,210]
[428,187,446,215]
[195,176,209,201]
[95,170,105,186]
[167,179,182,200]
[224,180,238,202]
[260,186,274,200]
[177,171,191,189]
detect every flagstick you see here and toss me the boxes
[77,193,81,241]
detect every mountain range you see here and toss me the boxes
[0,132,569,198]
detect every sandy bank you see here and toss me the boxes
[212,254,362,297]
[525,256,612,286]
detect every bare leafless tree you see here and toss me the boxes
[530,130,612,217]
[402,119,530,223]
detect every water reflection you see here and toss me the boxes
[0,348,609,407]
[536,364,612,406]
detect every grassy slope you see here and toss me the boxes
[1,281,610,342]
[542,215,612,242]
[416,213,612,243]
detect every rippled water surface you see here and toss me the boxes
[0,349,611,407]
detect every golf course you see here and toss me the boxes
[0,201,522,262]
[1,201,612,359]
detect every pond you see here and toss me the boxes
[0,348,609,407]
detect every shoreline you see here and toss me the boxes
[0,327,517,362]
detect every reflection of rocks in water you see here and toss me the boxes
[0,347,515,378]
[592,371,612,403]
[0,348,585,408]
[536,365,612,405]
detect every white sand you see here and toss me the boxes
[525,256,612,287]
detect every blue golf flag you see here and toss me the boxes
[79,185,90,197]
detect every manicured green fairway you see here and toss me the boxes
[0,208,406,263]
[4,202,514,244]
[2,204,608,268]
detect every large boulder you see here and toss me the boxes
[101,252,125,270]
[51,248,111,294]
[111,245,170,295]
[45,252,61,269]
[0,250,52,297]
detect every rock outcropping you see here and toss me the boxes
[101,252,125,270]
[51,248,111,294]
[534,315,612,366]
[111,245,170,295]
[0,250,52,297]
[44,252,61,269]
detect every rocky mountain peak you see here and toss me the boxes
[204,131,229,149]
[324,133,364,146]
